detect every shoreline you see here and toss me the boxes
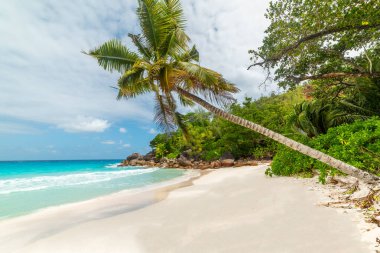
[0,167,199,221]
[0,164,376,253]
[0,168,202,222]
[0,168,205,252]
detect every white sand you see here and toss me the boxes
[0,165,371,253]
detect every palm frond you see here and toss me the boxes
[178,62,239,93]
[163,0,186,30]
[148,59,166,80]
[159,65,171,91]
[137,0,169,54]
[178,62,219,85]
[153,92,177,132]
[159,0,190,56]
[128,33,153,59]
[214,76,240,93]
[159,30,176,57]
[290,99,370,138]
[174,62,239,106]
[297,109,319,137]
[117,69,152,99]
[202,89,238,106]
[188,45,199,62]
[339,100,375,115]
[174,111,190,140]
[178,93,195,107]
[327,111,368,127]
[175,45,199,62]
[84,39,139,73]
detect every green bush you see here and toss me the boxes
[270,117,380,182]
[166,151,180,159]
[201,149,221,161]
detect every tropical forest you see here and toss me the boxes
[139,0,380,183]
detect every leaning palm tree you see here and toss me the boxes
[85,0,379,184]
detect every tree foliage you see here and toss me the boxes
[249,0,380,89]
[270,117,380,182]
[289,99,369,138]
[150,86,380,183]
[150,88,305,160]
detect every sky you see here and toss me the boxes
[0,0,276,161]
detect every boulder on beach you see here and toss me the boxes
[177,155,192,167]
[180,149,192,159]
[136,160,146,166]
[143,151,155,161]
[221,159,235,167]
[123,150,261,170]
[127,153,143,161]
[220,152,234,160]
[210,161,221,168]
[129,159,138,166]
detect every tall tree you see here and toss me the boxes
[86,0,379,183]
[249,0,380,89]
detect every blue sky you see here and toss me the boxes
[0,0,274,161]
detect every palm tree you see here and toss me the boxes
[85,0,379,184]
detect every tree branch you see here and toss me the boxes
[286,72,380,83]
[248,23,380,69]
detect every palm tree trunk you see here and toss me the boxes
[175,87,380,184]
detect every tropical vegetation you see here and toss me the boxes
[148,89,380,182]
[86,0,380,183]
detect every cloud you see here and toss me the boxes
[0,0,153,133]
[101,140,115,145]
[182,0,275,99]
[148,128,158,135]
[0,0,274,135]
[58,116,110,133]
[122,144,131,148]
[119,127,127,133]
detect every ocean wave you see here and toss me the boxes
[105,163,122,169]
[0,168,159,195]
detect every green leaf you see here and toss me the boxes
[85,39,139,73]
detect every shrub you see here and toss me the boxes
[166,151,180,159]
[270,117,380,182]
[201,149,221,161]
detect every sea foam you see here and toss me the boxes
[105,163,122,169]
[0,168,159,195]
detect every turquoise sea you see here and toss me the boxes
[0,160,184,219]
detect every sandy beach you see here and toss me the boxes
[0,164,372,253]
